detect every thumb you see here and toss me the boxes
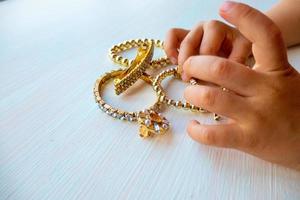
[219,1,289,72]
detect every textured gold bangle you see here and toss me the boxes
[93,69,170,138]
[113,40,154,95]
[109,38,171,69]
[153,67,220,120]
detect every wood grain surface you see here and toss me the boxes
[1,0,300,199]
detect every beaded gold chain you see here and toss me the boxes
[109,39,171,69]
[152,67,220,120]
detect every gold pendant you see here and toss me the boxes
[137,110,169,137]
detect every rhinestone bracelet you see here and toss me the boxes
[93,69,170,138]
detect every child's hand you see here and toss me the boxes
[183,2,300,170]
[164,18,251,69]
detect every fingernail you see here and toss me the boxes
[220,1,235,12]
[170,56,177,64]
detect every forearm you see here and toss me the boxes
[266,0,300,47]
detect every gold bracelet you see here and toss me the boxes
[113,40,154,95]
[109,38,171,69]
[153,67,220,120]
[93,69,170,138]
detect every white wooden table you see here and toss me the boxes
[1,0,300,199]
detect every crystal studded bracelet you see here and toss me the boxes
[93,69,170,138]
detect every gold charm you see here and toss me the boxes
[114,40,154,95]
[138,110,169,137]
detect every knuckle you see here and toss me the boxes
[230,55,247,64]
[167,28,178,36]
[205,20,221,29]
[201,88,217,107]
[200,45,217,55]
[266,23,282,42]
[212,59,231,79]
[230,56,244,64]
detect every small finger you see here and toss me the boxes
[187,120,243,148]
[164,28,189,64]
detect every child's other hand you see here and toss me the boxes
[183,2,300,170]
[164,18,251,71]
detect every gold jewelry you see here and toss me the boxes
[93,69,170,138]
[109,39,171,69]
[113,40,154,95]
[94,38,221,139]
[153,67,220,120]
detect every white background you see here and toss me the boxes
[1,0,300,199]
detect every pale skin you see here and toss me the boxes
[164,1,300,171]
